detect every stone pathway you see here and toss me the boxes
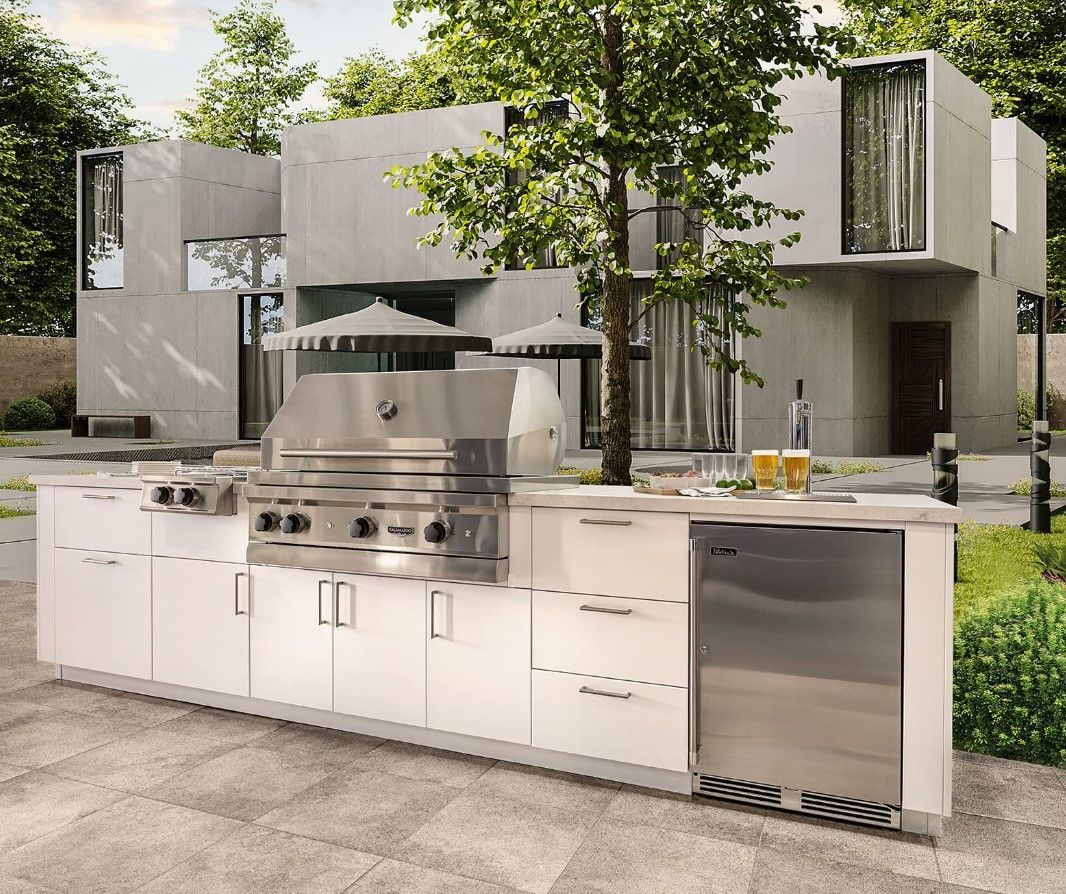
[0,579,1063,893]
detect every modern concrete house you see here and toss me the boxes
[75,50,1046,455]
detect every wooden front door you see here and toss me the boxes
[891,322,951,455]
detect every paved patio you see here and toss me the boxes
[0,579,1063,893]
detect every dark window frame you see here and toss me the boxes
[841,58,928,256]
[81,152,125,291]
[237,290,286,440]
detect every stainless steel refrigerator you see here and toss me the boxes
[690,522,903,826]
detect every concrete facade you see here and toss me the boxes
[73,52,1047,454]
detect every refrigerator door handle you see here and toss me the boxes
[689,546,700,767]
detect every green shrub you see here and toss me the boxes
[3,397,56,431]
[36,381,76,429]
[1007,478,1066,498]
[954,581,1066,767]
[1017,389,1036,431]
[557,466,603,485]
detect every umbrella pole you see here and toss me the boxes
[557,357,562,398]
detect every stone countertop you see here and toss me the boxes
[510,485,963,524]
[29,474,143,488]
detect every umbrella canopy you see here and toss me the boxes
[263,298,493,353]
[482,314,651,360]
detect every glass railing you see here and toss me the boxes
[185,235,286,291]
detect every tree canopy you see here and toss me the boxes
[0,0,141,335]
[841,0,1066,309]
[176,0,317,156]
[390,0,848,482]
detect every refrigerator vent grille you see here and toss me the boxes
[694,774,782,807]
[799,791,899,828]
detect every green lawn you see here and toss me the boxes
[0,505,33,519]
[0,476,34,492]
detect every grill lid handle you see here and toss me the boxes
[277,448,459,460]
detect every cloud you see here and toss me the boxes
[51,0,207,51]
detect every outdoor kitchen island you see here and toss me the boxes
[31,474,959,837]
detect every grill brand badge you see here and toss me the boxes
[388,525,414,537]
[710,546,738,557]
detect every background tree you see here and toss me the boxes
[322,47,489,119]
[0,0,141,335]
[391,0,848,483]
[841,0,1066,316]
[176,0,316,156]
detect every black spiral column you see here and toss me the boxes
[931,433,959,581]
[1031,419,1051,534]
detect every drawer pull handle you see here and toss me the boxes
[579,518,632,526]
[579,685,632,700]
[579,604,633,615]
[81,494,116,500]
[81,557,117,565]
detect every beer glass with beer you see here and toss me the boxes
[751,450,779,491]
[783,448,811,493]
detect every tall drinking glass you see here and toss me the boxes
[751,450,779,491]
[719,454,738,482]
[783,449,811,493]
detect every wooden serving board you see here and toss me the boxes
[632,484,687,496]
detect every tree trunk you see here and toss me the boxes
[599,15,633,486]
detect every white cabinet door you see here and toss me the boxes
[333,574,426,726]
[153,557,249,696]
[249,565,333,710]
[54,548,151,678]
[427,582,530,744]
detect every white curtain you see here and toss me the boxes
[84,155,123,288]
[584,280,735,451]
[844,63,925,253]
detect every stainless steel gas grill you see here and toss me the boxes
[244,367,577,583]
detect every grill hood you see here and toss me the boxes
[260,367,565,477]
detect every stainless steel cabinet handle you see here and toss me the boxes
[81,494,116,500]
[430,589,444,638]
[317,579,331,626]
[81,557,117,565]
[579,684,632,700]
[579,604,633,615]
[279,448,457,460]
[938,378,945,411]
[234,571,247,616]
[579,518,632,526]
[689,550,699,766]
[335,580,350,628]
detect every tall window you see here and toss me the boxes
[583,280,736,451]
[843,61,926,254]
[82,153,124,289]
[239,293,285,439]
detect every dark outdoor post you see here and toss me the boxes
[931,432,959,580]
[1031,419,1051,534]
[1036,294,1048,420]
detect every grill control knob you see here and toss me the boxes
[254,511,279,532]
[279,513,307,534]
[149,485,173,505]
[348,516,376,539]
[423,521,451,544]
[174,487,199,507]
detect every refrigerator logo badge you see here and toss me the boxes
[710,546,738,557]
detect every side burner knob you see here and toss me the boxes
[149,485,173,505]
[174,487,199,507]
[348,516,377,539]
[279,513,306,534]
[254,511,279,532]
[423,521,451,544]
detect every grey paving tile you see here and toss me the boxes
[0,762,27,784]
[549,818,757,894]
[749,847,942,893]
[0,681,112,714]
[81,692,199,729]
[0,539,36,585]
[0,771,124,855]
[394,789,595,894]
[0,795,242,894]
[602,786,765,846]
[0,873,57,892]
[258,767,458,856]
[0,700,57,734]
[250,722,384,771]
[355,741,494,789]
[759,813,940,881]
[49,727,232,794]
[344,858,517,894]
[467,761,620,816]
[0,664,56,694]
[0,711,142,769]
[156,707,286,745]
[144,745,331,822]
[953,753,1066,828]
[138,824,380,894]
[935,812,1066,894]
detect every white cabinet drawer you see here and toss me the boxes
[54,548,151,679]
[531,508,688,601]
[55,488,150,555]
[532,591,687,687]
[532,669,688,771]
[152,507,248,563]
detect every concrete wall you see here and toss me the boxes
[0,336,77,418]
[991,118,1047,296]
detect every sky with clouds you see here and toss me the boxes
[26,0,841,131]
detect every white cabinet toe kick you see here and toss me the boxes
[33,483,956,836]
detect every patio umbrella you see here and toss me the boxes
[263,297,493,353]
[479,313,651,393]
